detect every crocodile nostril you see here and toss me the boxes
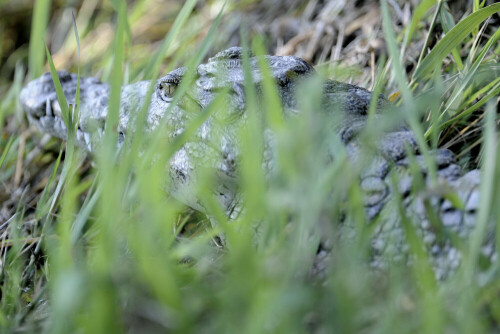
[118,131,126,145]
[467,208,477,216]
[57,71,73,82]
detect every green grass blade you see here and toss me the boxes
[110,0,132,44]
[430,26,500,127]
[127,0,220,167]
[142,0,198,80]
[414,0,443,72]
[440,27,500,117]
[252,36,285,131]
[468,24,500,71]
[45,46,71,138]
[44,45,82,231]
[133,3,225,165]
[381,0,437,182]
[464,102,497,279]
[71,12,81,131]
[102,2,126,150]
[439,7,464,70]
[70,181,100,244]
[0,136,14,169]
[412,2,500,82]
[403,0,438,48]
[464,74,500,107]
[28,0,50,78]
[437,77,500,131]
[36,149,63,220]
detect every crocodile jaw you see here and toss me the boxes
[20,71,109,150]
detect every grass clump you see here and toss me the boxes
[0,1,499,333]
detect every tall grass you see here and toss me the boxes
[1,1,499,333]
[28,0,51,79]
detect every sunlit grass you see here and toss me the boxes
[0,1,499,333]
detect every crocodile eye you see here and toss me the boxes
[278,70,299,86]
[159,81,177,102]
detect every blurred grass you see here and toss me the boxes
[28,0,50,79]
[0,0,500,333]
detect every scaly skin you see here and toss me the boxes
[20,47,488,279]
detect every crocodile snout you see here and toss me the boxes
[20,70,78,119]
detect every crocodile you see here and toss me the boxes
[20,47,489,279]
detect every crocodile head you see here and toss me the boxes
[20,71,109,147]
[20,47,318,144]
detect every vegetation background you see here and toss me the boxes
[0,0,499,332]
